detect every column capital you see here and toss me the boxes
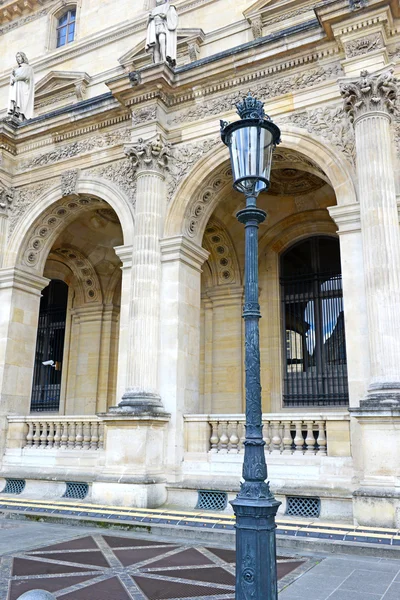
[114,244,133,269]
[124,134,171,177]
[340,68,398,124]
[160,235,209,272]
[328,204,361,234]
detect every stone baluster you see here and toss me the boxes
[316,421,327,456]
[229,421,240,453]
[68,421,76,449]
[53,422,62,448]
[98,423,104,449]
[293,420,304,454]
[219,421,229,453]
[340,70,400,405]
[271,421,282,454]
[282,421,293,455]
[239,422,245,453]
[83,422,91,449]
[75,421,83,449]
[263,420,271,453]
[60,423,68,448]
[305,421,316,454]
[209,420,219,452]
[39,422,47,448]
[90,421,99,450]
[33,422,41,448]
[26,422,34,448]
[47,422,55,449]
[119,135,171,413]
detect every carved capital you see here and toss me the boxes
[61,169,79,197]
[124,135,171,176]
[340,69,398,124]
[0,183,14,215]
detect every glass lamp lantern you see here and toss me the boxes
[220,93,281,197]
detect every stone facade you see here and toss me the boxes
[0,0,399,525]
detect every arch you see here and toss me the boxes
[51,246,103,305]
[202,217,242,288]
[164,125,357,244]
[104,264,122,305]
[5,175,134,274]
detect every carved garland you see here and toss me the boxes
[53,246,102,304]
[203,218,241,287]
[22,196,107,269]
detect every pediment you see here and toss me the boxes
[35,71,91,114]
[119,28,205,70]
[244,0,315,32]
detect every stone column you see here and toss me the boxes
[340,69,400,405]
[117,135,171,413]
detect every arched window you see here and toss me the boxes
[31,280,68,412]
[280,236,348,407]
[56,9,76,47]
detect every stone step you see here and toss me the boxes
[0,496,399,559]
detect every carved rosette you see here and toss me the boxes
[0,184,14,216]
[340,69,399,124]
[124,134,171,177]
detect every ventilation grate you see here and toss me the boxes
[2,478,26,495]
[286,496,320,518]
[196,490,228,511]
[63,482,89,500]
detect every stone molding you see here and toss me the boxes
[203,217,241,287]
[328,204,361,234]
[114,244,134,269]
[340,69,398,124]
[0,267,49,295]
[160,235,209,271]
[124,135,171,177]
[52,246,102,304]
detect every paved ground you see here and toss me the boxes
[0,521,399,599]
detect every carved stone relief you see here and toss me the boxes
[125,134,171,175]
[61,169,79,197]
[53,246,102,304]
[21,196,107,269]
[8,182,53,239]
[131,105,157,125]
[268,169,325,196]
[203,217,241,286]
[90,159,137,204]
[279,104,356,165]
[250,17,263,40]
[168,63,342,125]
[0,184,14,215]
[18,128,130,173]
[344,34,384,59]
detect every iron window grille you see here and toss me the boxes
[196,490,228,511]
[63,482,89,500]
[286,496,321,518]
[2,478,26,495]
[281,237,349,407]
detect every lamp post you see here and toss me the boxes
[220,94,281,600]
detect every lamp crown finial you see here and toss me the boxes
[236,93,265,120]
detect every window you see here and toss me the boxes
[56,9,76,48]
[31,280,68,412]
[280,236,348,407]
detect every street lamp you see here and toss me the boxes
[221,93,281,600]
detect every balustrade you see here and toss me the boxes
[184,413,349,456]
[16,418,105,451]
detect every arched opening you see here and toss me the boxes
[280,236,348,408]
[31,280,68,412]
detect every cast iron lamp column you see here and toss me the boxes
[221,94,281,600]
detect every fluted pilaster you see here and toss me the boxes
[341,69,400,405]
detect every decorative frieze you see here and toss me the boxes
[344,34,384,58]
[168,64,342,125]
[125,135,171,176]
[340,69,398,123]
[18,128,130,173]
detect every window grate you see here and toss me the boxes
[286,496,320,518]
[196,490,227,511]
[2,479,26,495]
[63,482,89,500]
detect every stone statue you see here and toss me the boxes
[7,52,35,121]
[145,0,178,67]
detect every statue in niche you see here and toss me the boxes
[7,52,35,121]
[146,0,178,67]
